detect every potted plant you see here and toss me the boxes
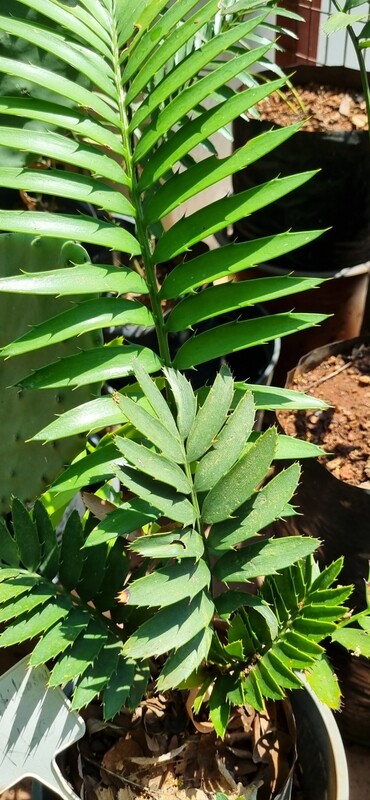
[0,0,364,797]
[0,362,366,800]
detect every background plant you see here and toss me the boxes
[323,0,370,133]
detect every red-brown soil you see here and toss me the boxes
[280,344,370,487]
[254,83,368,132]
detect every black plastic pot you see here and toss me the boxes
[232,65,370,273]
[231,66,370,383]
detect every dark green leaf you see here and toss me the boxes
[116,466,195,526]
[253,660,285,701]
[18,345,161,390]
[160,235,324,299]
[0,264,147,296]
[138,78,288,190]
[29,607,91,667]
[0,575,37,604]
[103,658,136,720]
[310,559,344,591]
[12,498,41,571]
[173,313,327,371]
[195,391,255,492]
[0,583,56,623]
[71,639,122,711]
[0,599,71,647]
[126,0,220,105]
[122,592,214,659]
[94,539,129,612]
[2,299,153,357]
[124,559,210,608]
[83,501,159,548]
[260,652,302,690]
[243,670,265,713]
[208,464,301,552]
[49,618,109,686]
[130,528,204,560]
[115,394,184,464]
[214,537,319,583]
[164,368,197,441]
[33,500,59,580]
[133,361,179,438]
[147,124,303,224]
[0,518,19,567]
[59,511,84,591]
[216,593,279,641]
[166,276,324,332]
[76,542,108,602]
[157,628,213,692]
[154,173,317,263]
[115,438,191,494]
[128,661,151,710]
[50,444,122,494]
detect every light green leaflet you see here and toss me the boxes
[0,264,147,297]
[18,346,161,390]
[186,368,234,462]
[115,438,191,494]
[201,427,277,524]
[208,464,301,552]
[214,537,319,583]
[194,391,255,492]
[116,466,195,526]
[2,299,153,357]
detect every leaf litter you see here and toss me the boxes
[61,690,298,800]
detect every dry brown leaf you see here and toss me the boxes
[185,689,213,734]
[127,744,187,766]
[82,492,117,521]
[117,788,136,800]
[102,738,144,774]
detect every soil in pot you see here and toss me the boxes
[279,342,370,489]
[60,693,298,800]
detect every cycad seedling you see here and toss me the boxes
[0,364,367,732]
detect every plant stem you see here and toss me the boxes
[110,4,172,367]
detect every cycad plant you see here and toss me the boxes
[0,363,368,731]
[0,0,328,509]
[0,1,368,792]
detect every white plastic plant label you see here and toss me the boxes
[0,655,85,800]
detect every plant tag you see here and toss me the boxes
[0,655,85,800]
